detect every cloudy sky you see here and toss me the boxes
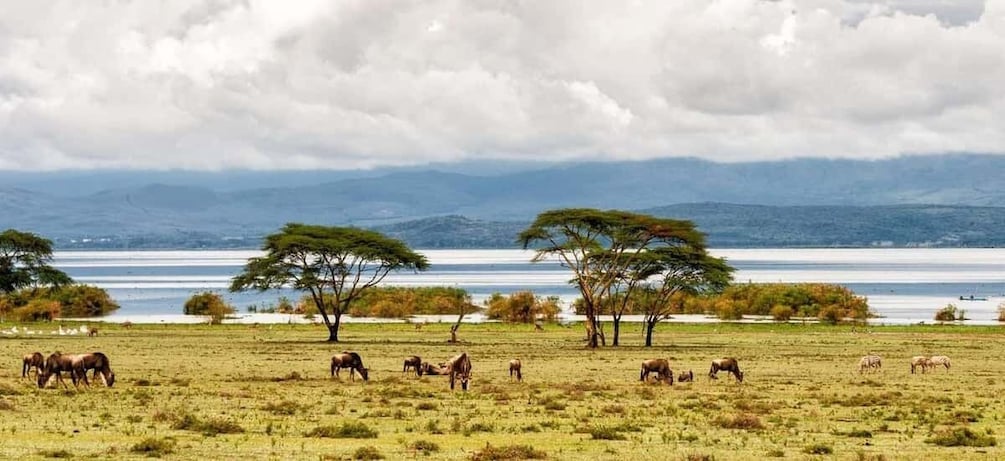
[0,0,1001,170]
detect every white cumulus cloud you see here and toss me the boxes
[0,0,1000,170]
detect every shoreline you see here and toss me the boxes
[51,312,1005,326]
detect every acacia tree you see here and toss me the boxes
[230,223,429,342]
[0,229,72,295]
[635,246,734,347]
[518,208,709,348]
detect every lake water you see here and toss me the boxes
[53,248,1005,325]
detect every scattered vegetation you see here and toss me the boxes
[803,443,834,455]
[703,283,871,322]
[352,446,384,460]
[183,292,236,324]
[934,303,967,322]
[470,444,547,460]
[305,422,378,439]
[484,291,561,323]
[714,413,765,431]
[925,427,997,447]
[130,437,176,457]
[346,286,477,318]
[1,284,118,320]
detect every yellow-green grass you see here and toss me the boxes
[1,321,1003,460]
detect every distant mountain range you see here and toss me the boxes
[2,154,1005,248]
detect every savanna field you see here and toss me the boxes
[1,322,1003,460]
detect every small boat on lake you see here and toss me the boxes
[958,295,989,301]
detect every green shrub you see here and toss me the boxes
[2,285,118,319]
[342,286,476,318]
[935,304,966,322]
[486,291,561,323]
[305,422,378,439]
[802,443,833,455]
[710,283,871,321]
[714,413,765,431]
[130,437,176,457]
[183,292,235,324]
[10,299,60,321]
[470,444,547,460]
[770,304,793,321]
[589,426,627,440]
[410,440,440,452]
[352,446,384,460]
[49,284,119,317]
[925,427,996,447]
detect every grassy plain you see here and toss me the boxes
[1,321,1003,460]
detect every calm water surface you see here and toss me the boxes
[53,248,1005,325]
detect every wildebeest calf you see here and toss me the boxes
[677,370,695,382]
[403,355,422,376]
[910,356,930,374]
[22,352,45,378]
[509,359,522,382]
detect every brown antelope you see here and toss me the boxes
[709,358,744,382]
[87,327,99,337]
[403,355,422,376]
[640,359,673,384]
[509,359,522,382]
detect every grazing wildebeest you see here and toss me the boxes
[858,355,882,373]
[403,355,423,376]
[87,327,98,337]
[121,321,133,329]
[331,351,369,381]
[709,358,744,382]
[22,352,45,378]
[37,352,84,389]
[910,356,930,374]
[928,355,951,372]
[75,352,115,387]
[640,359,674,384]
[443,352,472,390]
[677,370,695,382]
[509,359,522,382]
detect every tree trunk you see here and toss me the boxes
[327,313,342,342]
[586,315,599,348]
[644,320,655,347]
[612,315,622,346]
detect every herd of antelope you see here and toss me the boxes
[21,351,116,389]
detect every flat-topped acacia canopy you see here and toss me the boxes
[230,223,428,341]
